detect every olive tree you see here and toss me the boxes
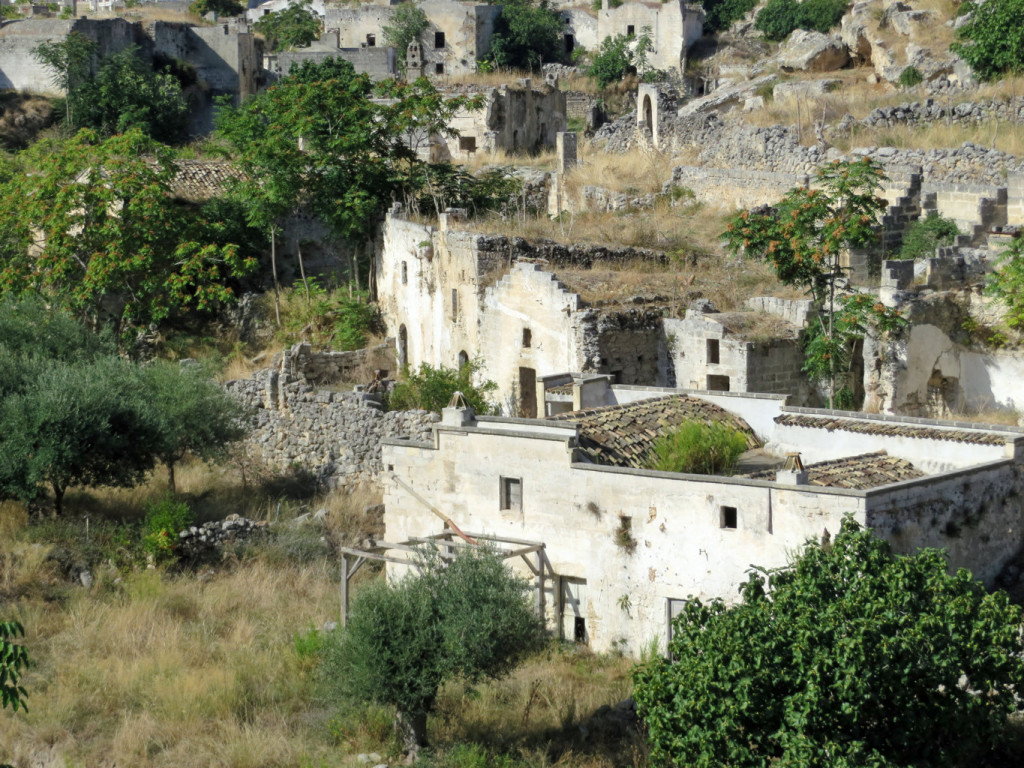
[320,548,544,757]
[634,517,1024,768]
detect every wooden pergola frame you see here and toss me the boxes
[337,531,552,625]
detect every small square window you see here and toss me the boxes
[720,506,738,529]
[435,62,445,74]
[458,135,476,152]
[434,31,445,48]
[626,24,635,36]
[501,477,522,512]
[366,33,376,46]
[522,328,532,348]
[707,338,720,364]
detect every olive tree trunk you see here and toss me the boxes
[394,708,428,761]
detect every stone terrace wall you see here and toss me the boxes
[279,341,396,386]
[670,166,810,209]
[224,373,438,489]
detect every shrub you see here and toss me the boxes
[388,360,497,415]
[898,211,960,259]
[703,0,758,33]
[487,0,567,70]
[188,0,243,16]
[586,34,633,89]
[952,0,1024,81]
[634,517,1024,767]
[142,496,194,562]
[253,0,322,51]
[898,64,924,88]
[279,282,381,351]
[647,420,748,475]
[755,0,849,42]
[986,235,1024,328]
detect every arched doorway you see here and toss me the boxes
[642,94,653,134]
[457,350,469,368]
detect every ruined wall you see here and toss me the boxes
[225,371,438,489]
[275,46,396,80]
[278,341,396,386]
[668,165,809,210]
[444,82,566,157]
[0,17,145,92]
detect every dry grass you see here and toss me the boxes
[0,468,646,768]
[456,147,560,172]
[564,143,674,196]
[448,69,599,95]
[839,119,1024,154]
[94,6,207,24]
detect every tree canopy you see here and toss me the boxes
[253,0,323,52]
[0,129,256,333]
[634,517,1024,768]
[320,547,544,756]
[33,38,190,143]
[723,159,903,408]
[952,0,1024,82]
[488,0,567,71]
[383,0,429,75]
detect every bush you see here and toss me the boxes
[702,0,758,33]
[188,0,243,16]
[253,0,322,51]
[897,64,924,87]
[952,0,1024,81]
[634,517,1024,767]
[755,0,849,41]
[898,211,960,259]
[647,420,748,475]
[487,0,567,71]
[142,496,194,562]
[389,360,497,415]
[279,282,381,351]
[986,235,1024,328]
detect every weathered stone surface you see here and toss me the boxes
[773,79,840,101]
[841,1,874,62]
[676,74,778,118]
[778,31,850,72]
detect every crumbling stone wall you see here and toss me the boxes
[224,372,438,489]
[278,341,396,387]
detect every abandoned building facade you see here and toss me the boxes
[382,384,1024,653]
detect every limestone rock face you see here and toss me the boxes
[778,31,850,72]
[841,1,874,62]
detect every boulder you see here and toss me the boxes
[778,31,850,72]
[889,9,937,36]
[676,74,778,118]
[841,2,874,62]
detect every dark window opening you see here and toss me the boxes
[401,261,408,285]
[522,328,532,347]
[435,62,444,75]
[707,374,730,391]
[458,350,469,368]
[574,616,586,643]
[458,135,476,152]
[501,477,522,512]
[366,33,375,46]
[434,31,445,48]
[627,24,635,36]
[564,33,574,53]
[721,506,738,529]
[707,338,720,364]
[610,370,623,384]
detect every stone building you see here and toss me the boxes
[561,0,704,74]
[382,384,1024,653]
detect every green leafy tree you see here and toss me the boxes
[0,129,255,333]
[0,355,157,515]
[488,0,567,71]
[0,621,29,715]
[389,360,497,414]
[648,420,748,475]
[985,236,1024,328]
[634,517,1024,768]
[140,361,247,493]
[755,0,849,42]
[32,31,96,129]
[254,0,322,52]
[383,0,429,75]
[702,0,758,33]
[952,0,1024,81]
[587,28,654,88]
[215,60,480,319]
[321,547,544,756]
[724,159,904,407]
[188,0,244,17]
[141,495,194,562]
[34,40,189,142]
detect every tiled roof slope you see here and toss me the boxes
[746,451,925,490]
[550,395,759,468]
[775,413,1008,445]
[170,160,243,202]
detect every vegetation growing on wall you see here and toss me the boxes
[647,420,748,475]
[383,0,429,75]
[388,360,498,414]
[634,517,1024,767]
[986,236,1024,329]
[897,211,960,260]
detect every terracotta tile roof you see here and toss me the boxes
[551,395,759,468]
[169,160,243,202]
[745,450,925,489]
[775,413,1008,445]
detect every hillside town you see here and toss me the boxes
[3,0,1024,765]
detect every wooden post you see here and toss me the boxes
[534,549,545,622]
[340,554,349,627]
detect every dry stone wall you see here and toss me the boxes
[224,372,438,489]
